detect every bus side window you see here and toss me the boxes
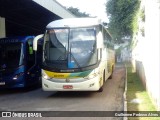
[26,39,35,69]
[102,26,114,51]
[37,40,43,65]
[103,28,107,47]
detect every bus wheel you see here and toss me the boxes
[109,66,114,79]
[98,72,105,92]
[98,87,103,92]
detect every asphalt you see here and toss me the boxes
[0,63,126,120]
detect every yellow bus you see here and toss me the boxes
[33,18,115,92]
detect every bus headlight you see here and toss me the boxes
[84,68,100,80]
[84,72,99,80]
[13,72,24,80]
[43,75,51,79]
[42,71,52,80]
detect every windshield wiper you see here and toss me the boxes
[57,54,67,60]
[69,45,82,71]
[57,46,67,61]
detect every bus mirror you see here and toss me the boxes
[33,34,43,51]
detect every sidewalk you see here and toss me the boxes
[125,63,158,120]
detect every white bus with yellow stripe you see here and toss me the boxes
[33,18,115,92]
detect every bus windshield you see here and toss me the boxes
[0,43,23,69]
[43,27,97,69]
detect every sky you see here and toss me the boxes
[56,0,109,22]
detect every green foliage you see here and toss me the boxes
[67,7,90,17]
[140,7,145,22]
[129,37,138,50]
[126,64,157,119]
[140,27,145,37]
[115,46,123,55]
[106,0,140,43]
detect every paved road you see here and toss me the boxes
[0,63,126,120]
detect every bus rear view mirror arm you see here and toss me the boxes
[33,34,44,51]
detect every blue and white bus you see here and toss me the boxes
[0,36,43,88]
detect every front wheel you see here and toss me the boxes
[98,87,103,92]
[109,65,114,79]
[98,71,105,92]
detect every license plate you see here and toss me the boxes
[63,85,73,89]
[0,82,5,85]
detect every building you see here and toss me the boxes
[0,0,75,38]
[132,0,160,110]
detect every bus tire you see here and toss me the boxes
[98,87,103,92]
[98,71,105,92]
[109,65,114,79]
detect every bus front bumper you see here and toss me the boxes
[42,76,101,91]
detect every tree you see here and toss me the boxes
[106,0,140,43]
[67,7,90,17]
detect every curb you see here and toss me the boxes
[123,64,128,120]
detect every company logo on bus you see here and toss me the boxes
[66,78,70,82]
[0,39,19,44]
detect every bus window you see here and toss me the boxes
[0,43,23,69]
[103,28,113,49]
[26,39,35,69]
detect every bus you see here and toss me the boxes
[33,18,115,92]
[0,36,43,88]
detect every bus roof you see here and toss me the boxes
[46,18,102,28]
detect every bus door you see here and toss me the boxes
[26,38,40,85]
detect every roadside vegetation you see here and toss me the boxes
[126,63,158,120]
[67,7,90,17]
[106,0,140,43]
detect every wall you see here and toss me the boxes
[145,0,160,110]
[133,0,160,110]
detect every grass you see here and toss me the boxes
[126,63,159,120]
